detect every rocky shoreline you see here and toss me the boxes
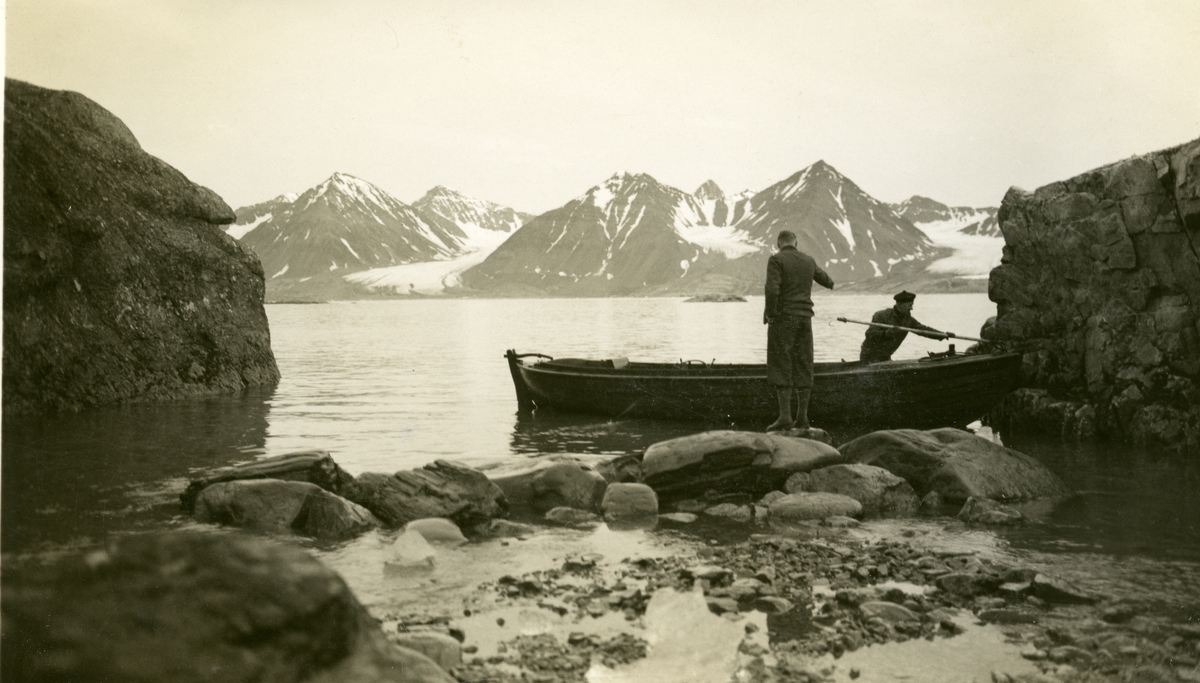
[6,426,1198,682]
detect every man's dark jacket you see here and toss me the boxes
[764,245,834,320]
[858,307,944,362]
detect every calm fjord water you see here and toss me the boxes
[3,293,1198,563]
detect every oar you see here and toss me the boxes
[836,317,985,343]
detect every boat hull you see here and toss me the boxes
[506,350,1021,430]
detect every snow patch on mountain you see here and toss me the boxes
[345,248,494,294]
[891,196,1002,277]
[916,218,1003,277]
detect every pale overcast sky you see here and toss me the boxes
[6,0,1199,214]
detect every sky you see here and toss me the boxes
[6,0,1200,215]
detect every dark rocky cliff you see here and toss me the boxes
[987,137,1200,454]
[3,79,279,413]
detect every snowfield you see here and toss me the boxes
[916,216,1004,277]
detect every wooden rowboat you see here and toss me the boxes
[505,349,1021,430]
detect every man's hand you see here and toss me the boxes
[763,312,772,325]
[940,332,954,341]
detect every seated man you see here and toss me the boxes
[859,291,947,363]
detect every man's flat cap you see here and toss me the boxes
[893,290,916,303]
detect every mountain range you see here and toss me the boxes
[225,165,1001,300]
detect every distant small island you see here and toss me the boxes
[683,294,747,303]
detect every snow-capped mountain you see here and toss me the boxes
[462,172,730,295]
[891,196,999,237]
[230,173,464,280]
[226,192,298,240]
[730,161,942,283]
[692,180,754,228]
[461,164,944,295]
[890,195,1002,278]
[412,186,533,250]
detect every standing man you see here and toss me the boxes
[764,230,835,431]
[858,291,948,363]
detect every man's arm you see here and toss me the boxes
[906,315,948,340]
[813,264,834,290]
[764,256,781,324]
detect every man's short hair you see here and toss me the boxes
[777,231,797,246]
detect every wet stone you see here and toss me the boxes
[707,597,741,615]
[1030,573,1097,605]
[755,596,794,614]
[978,609,1041,625]
[860,601,919,623]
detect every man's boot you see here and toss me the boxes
[766,388,794,432]
[794,388,812,429]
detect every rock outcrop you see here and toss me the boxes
[3,79,279,414]
[193,479,381,540]
[641,431,843,500]
[181,450,358,513]
[986,137,1200,454]
[488,458,608,514]
[794,463,920,518]
[0,532,454,683]
[346,460,508,528]
[601,483,659,528]
[839,428,1071,502]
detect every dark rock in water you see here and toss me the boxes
[859,601,919,623]
[840,428,1071,502]
[957,496,1024,525]
[0,532,454,683]
[1029,573,1097,605]
[544,507,601,527]
[977,608,1041,624]
[471,518,538,538]
[919,490,944,514]
[601,483,659,528]
[593,454,644,483]
[683,294,747,303]
[3,79,279,415]
[488,458,608,513]
[391,632,462,671]
[704,503,753,522]
[346,460,507,528]
[798,463,920,518]
[181,450,357,513]
[642,431,842,500]
[935,572,999,598]
[986,136,1200,454]
[768,492,862,521]
[193,479,381,540]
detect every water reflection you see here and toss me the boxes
[995,431,1200,562]
[509,411,725,459]
[1,388,275,552]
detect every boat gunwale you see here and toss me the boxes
[516,353,1021,382]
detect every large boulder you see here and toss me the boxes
[798,463,920,518]
[3,79,279,415]
[194,479,381,540]
[601,483,659,528]
[641,431,842,500]
[181,450,358,513]
[346,460,508,528]
[840,428,1071,502]
[768,492,863,521]
[0,532,454,683]
[488,458,608,514]
[986,136,1200,454]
